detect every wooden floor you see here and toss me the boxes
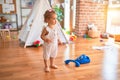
[0,37,120,80]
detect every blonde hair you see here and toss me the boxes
[44,9,56,23]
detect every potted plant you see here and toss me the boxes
[53,5,64,22]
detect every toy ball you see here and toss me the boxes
[72,35,77,40]
[69,36,74,41]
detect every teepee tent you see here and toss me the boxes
[18,0,68,48]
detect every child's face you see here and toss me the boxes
[48,14,57,25]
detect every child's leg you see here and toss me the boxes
[44,59,49,67]
[44,59,50,72]
[50,57,58,69]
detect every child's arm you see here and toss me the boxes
[41,28,51,43]
[58,38,62,45]
[57,31,62,45]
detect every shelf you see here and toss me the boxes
[21,7,32,9]
[0,0,18,31]
[10,28,18,31]
[0,21,17,24]
[0,14,18,31]
[0,13,17,15]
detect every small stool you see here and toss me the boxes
[0,29,11,40]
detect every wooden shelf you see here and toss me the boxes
[0,13,17,15]
[0,14,18,31]
[0,21,17,24]
[0,0,18,31]
[21,7,32,9]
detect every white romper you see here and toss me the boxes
[43,26,58,60]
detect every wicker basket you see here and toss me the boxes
[88,30,100,38]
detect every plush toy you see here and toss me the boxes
[0,16,7,23]
[65,54,90,67]
[33,40,40,47]
[3,23,12,29]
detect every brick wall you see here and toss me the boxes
[75,0,108,36]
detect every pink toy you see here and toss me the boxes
[33,40,40,47]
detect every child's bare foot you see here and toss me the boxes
[50,65,58,69]
[44,67,50,72]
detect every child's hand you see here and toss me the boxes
[45,38,52,43]
[58,42,62,45]
[58,40,63,45]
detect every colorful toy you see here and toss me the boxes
[69,35,77,41]
[33,40,40,47]
[83,34,91,40]
[6,35,10,39]
[12,36,16,39]
[66,30,70,35]
[3,23,12,29]
[83,34,89,38]
[65,54,90,67]
[69,32,77,41]
[0,16,7,23]
[100,33,109,39]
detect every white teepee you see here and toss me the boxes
[18,0,68,48]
